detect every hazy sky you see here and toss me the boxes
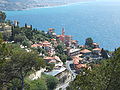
[97,0,120,1]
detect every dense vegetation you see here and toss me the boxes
[0,33,46,89]
[11,26,51,45]
[67,48,120,90]
[0,11,60,90]
[0,31,59,90]
[0,11,6,22]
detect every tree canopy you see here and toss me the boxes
[0,11,6,22]
[85,37,93,47]
[0,40,45,89]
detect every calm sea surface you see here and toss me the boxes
[5,1,120,51]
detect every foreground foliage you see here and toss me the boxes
[67,48,120,90]
[25,74,59,90]
[0,34,45,89]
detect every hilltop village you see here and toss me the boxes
[0,11,111,90]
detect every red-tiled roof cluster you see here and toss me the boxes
[72,56,81,65]
[72,55,87,69]
[31,41,51,48]
[44,56,61,64]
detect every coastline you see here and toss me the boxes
[5,0,96,11]
[5,0,120,51]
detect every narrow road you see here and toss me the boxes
[55,81,70,90]
[55,60,77,90]
[66,60,77,80]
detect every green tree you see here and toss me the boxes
[0,36,12,88]
[46,63,55,71]
[0,46,45,90]
[85,38,93,47]
[60,54,67,63]
[22,40,31,48]
[29,78,48,90]
[14,34,27,43]
[0,32,3,43]
[10,50,45,90]
[55,42,65,54]
[5,20,12,25]
[2,30,12,41]
[44,74,59,90]
[0,11,6,22]
[101,48,108,59]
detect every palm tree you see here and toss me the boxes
[0,11,6,22]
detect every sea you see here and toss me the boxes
[5,0,120,51]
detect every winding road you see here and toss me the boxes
[55,60,77,90]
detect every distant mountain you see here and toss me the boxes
[0,0,93,11]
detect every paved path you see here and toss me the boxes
[66,60,77,80]
[55,60,77,90]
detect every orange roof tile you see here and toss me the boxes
[42,41,51,46]
[92,43,99,45]
[51,38,56,41]
[44,57,55,60]
[93,48,101,51]
[44,56,60,61]
[76,64,87,69]
[80,49,91,53]
[65,35,72,37]
[80,45,86,48]
[73,56,82,65]
[71,40,77,43]
[57,35,65,37]
[48,28,54,30]
[49,60,56,63]
[31,44,42,47]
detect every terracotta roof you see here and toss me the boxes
[31,44,42,47]
[92,43,99,45]
[31,41,52,48]
[73,59,79,64]
[93,48,101,51]
[51,38,56,41]
[57,35,65,37]
[76,64,87,69]
[49,60,56,63]
[48,28,54,30]
[80,45,86,48]
[65,35,72,37]
[71,40,77,43]
[57,35,71,38]
[80,49,91,53]
[43,41,51,44]
[44,56,60,61]
[42,41,51,47]
[44,57,55,60]
[44,44,51,47]
[73,56,83,65]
